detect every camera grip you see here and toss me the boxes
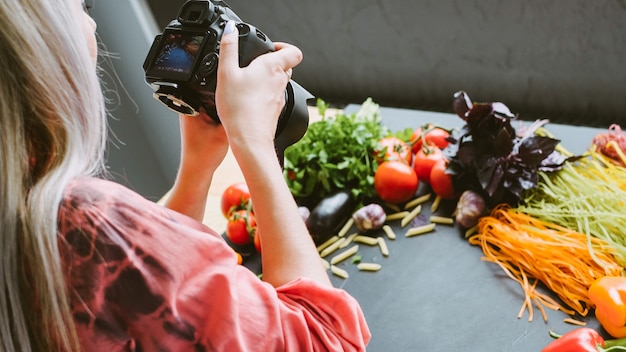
[233,22,274,68]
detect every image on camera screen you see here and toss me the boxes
[151,31,205,76]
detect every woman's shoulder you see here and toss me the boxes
[58,176,212,235]
[58,177,160,239]
[57,177,223,270]
[62,176,143,206]
[61,176,176,216]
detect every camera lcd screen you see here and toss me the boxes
[148,30,206,79]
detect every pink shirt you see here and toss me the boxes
[57,177,370,351]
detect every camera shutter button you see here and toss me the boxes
[199,53,219,77]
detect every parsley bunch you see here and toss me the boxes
[284,98,389,205]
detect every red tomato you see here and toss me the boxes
[226,210,256,245]
[413,146,444,183]
[221,182,251,217]
[410,125,450,154]
[430,159,454,199]
[235,251,243,265]
[377,137,412,164]
[374,161,419,204]
[254,227,261,254]
[286,169,297,181]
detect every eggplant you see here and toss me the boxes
[306,190,357,245]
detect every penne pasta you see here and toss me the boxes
[405,223,436,237]
[330,245,360,265]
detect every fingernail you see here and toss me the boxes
[224,20,236,35]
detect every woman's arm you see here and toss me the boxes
[216,21,331,288]
[163,113,228,222]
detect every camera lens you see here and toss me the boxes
[153,86,200,116]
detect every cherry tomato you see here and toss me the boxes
[235,251,243,265]
[410,125,450,154]
[254,227,261,254]
[221,182,251,217]
[286,169,297,181]
[226,210,256,245]
[413,146,444,183]
[374,161,419,204]
[377,137,412,164]
[430,158,454,199]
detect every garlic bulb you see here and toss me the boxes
[352,203,386,232]
[455,190,486,228]
[298,206,311,223]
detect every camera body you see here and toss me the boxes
[143,0,312,157]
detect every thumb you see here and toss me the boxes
[218,21,240,74]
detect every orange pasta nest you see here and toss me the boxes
[469,205,623,321]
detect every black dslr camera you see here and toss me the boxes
[143,0,313,158]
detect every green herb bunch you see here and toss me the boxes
[284,98,389,206]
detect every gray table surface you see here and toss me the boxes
[326,105,608,352]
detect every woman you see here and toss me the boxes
[0,0,370,350]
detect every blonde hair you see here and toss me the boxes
[0,0,107,350]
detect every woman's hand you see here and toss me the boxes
[178,111,228,169]
[215,21,302,149]
[164,111,228,222]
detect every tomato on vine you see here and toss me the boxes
[254,227,262,254]
[413,146,444,183]
[430,158,454,199]
[410,124,450,154]
[377,136,412,164]
[235,251,243,265]
[374,160,419,204]
[226,210,256,245]
[221,182,251,217]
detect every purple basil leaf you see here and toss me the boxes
[494,128,515,157]
[410,213,430,228]
[538,153,566,171]
[491,102,516,119]
[466,103,493,125]
[477,160,496,190]
[500,163,536,203]
[456,144,479,169]
[539,153,582,171]
[505,168,537,198]
[453,91,473,119]
[516,136,559,166]
[477,160,505,197]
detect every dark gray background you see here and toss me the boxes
[149,0,626,127]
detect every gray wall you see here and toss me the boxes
[149,0,626,127]
[91,0,181,199]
